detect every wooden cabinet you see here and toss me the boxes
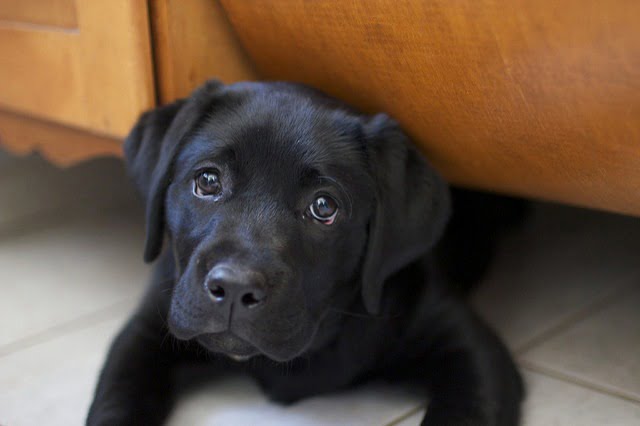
[1,0,639,216]
[149,0,257,104]
[221,0,640,216]
[0,0,255,165]
[0,0,154,137]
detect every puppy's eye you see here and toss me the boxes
[194,170,222,197]
[309,196,338,225]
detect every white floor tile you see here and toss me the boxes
[473,204,640,351]
[0,310,133,426]
[0,214,149,348]
[521,286,640,402]
[390,369,640,426]
[522,370,640,426]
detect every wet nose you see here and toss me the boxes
[205,264,267,309]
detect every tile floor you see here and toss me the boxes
[0,152,639,425]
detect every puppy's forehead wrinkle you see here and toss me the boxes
[236,125,363,186]
[203,90,363,160]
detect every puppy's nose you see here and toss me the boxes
[205,264,267,309]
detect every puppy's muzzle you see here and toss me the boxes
[204,264,267,315]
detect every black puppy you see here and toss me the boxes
[88,80,523,425]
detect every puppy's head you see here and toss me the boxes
[125,80,449,362]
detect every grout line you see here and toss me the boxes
[384,404,426,426]
[520,363,640,405]
[0,299,135,358]
[514,281,639,355]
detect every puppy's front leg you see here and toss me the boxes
[411,301,523,426]
[87,311,177,426]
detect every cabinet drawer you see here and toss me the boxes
[0,0,154,138]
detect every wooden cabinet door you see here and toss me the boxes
[0,0,154,138]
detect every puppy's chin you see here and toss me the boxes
[196,332,259,361]
[195,330,315,363]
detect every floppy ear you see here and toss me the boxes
[124,79,223,262]
[361,114,451,314]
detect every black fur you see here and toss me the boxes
[88,80,523,425]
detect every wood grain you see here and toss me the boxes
[0,0,154,137]
[150,0,258,103]
[0,109,122,167]
[221,0,640,216]
[0,0,77,29]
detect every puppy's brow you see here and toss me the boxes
[299,167,322,186]
[179,138,235,170]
